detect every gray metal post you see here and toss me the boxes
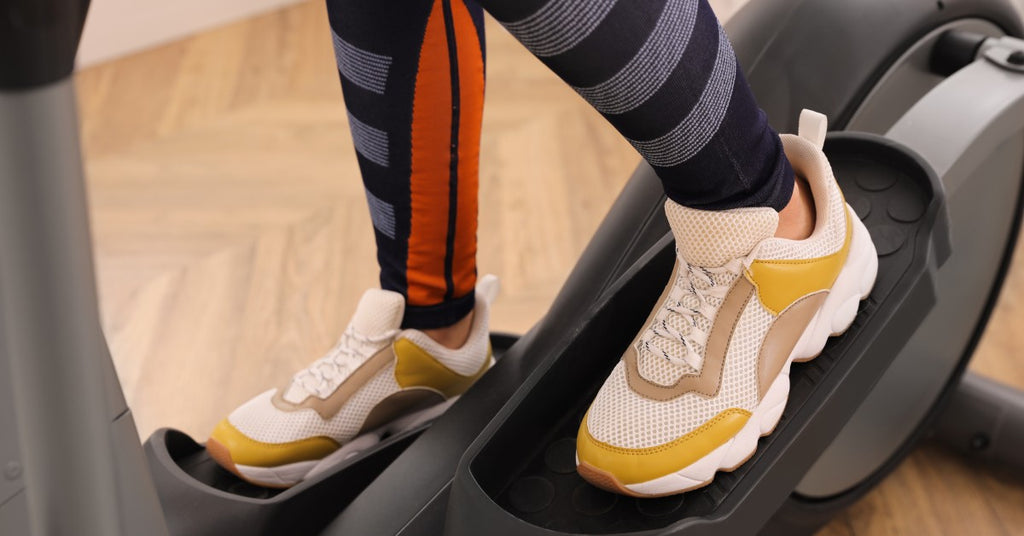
[0,81,167,535]
[0,283,30,536]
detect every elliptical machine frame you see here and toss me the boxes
[3,0,1024,534]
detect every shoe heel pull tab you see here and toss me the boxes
[476,274,500,305]
[798,109,828,150]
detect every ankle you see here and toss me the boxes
[775,175,815,240]
[421,309,475,350]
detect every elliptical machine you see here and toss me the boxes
[3,0,1024,534]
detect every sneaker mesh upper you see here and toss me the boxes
[633,199,771,387]
[284,288,404,404]
[588,299,772,449]
[226,278,497,448]
[635,267,741,385]
[350,289,405,335]
[400,294,493,376]
[586,132,849,451]
[230,365,401,444]
[665,202,777,268]
[756,134,846,261]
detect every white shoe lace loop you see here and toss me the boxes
[640,257,743,371]
[294,326,399,398]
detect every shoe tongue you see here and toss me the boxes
[664,200,779,267]
[351,288,405,336]
[282,288,405,404]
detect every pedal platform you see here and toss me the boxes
[142,334,518,536]
[144,132,949,536]
[444,132,950,536]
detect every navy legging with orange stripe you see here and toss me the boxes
[326,0,793,329]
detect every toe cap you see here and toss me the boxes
[576,408,750,487]
[208,418,339,468]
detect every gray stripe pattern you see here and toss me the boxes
[347,112,389,168]
[629,27,736,167]
[503,0,616,58]
[573,0,699,115]
[365,190,397,239]
[332,30,392,94]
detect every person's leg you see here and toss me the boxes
[207,0,497,488]
[470,0,875,495]
[476,0,801,217]
[332,0,486,340]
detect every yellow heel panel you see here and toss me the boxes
[747,210,852,314]
[393,338,489,397]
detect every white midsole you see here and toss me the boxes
[235,395,461,487]
[624,205,879,496]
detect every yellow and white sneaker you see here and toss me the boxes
[576,111,878,497]
[208,275,499,488]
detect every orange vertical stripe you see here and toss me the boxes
[408,0,454,307]
[450,0,484,300]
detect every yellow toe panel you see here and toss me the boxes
[209,419,339,467]
[576,408,750,485]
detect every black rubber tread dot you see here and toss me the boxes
[571,483,618,516]
[854,163,899,191]
[508,476,556,514]
[849,195,872,220]
[869,225,907,257]
[635,495,684,517]
[544,438,579,474]
[888,194,926,223]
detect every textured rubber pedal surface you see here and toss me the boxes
[450,133,949,536]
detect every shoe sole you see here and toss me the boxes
[209,396,460,488]
[580,205,879,497]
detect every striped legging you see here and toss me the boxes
[325,0,794,329]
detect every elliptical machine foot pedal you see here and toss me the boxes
[142,335,518,536]
[444,132,950,536]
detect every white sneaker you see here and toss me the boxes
[208,275,500,487]
[576,111,878,497]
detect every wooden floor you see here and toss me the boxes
[75,1,1024,534]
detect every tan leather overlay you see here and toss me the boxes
[357,388,446,434]
[271,345,395,420]
[625,277,756,401]
[756,291,826,400]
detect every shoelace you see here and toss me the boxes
[640,258,742,371]
[294,326,399,398]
